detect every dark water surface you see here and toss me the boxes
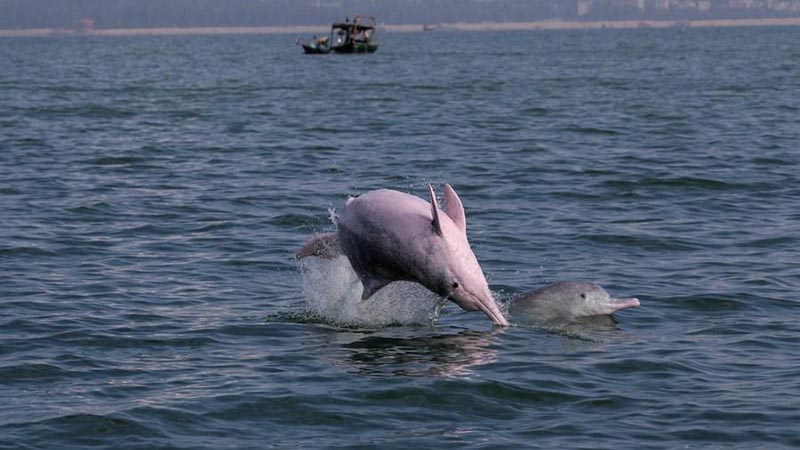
[2,27,799,449]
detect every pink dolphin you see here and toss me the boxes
[298,184,509,326]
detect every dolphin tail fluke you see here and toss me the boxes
[296,233,342,259]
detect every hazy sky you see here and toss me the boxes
[1,0,799,29]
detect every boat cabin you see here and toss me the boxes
[301,15,378,54]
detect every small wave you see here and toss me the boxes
[606,176,780,196]
[16,413,165,444]
[521,106,550,116]
[269,213,323,228]
[646,176,736,190]
[741,236,798,249]
[354,96,399,104]
[204,394,352,426]
[603,177,732,191]
[298,256,445,328]
[0,362,69,382]
[85,156,145,166]
[0,246,57,257]
[667,294,750,312]
[593,357,704,376]
[406,83,448,92]
[67,104,138,119]
[751,156,794,166]
[563,126,622,136]
[189,221,235,233]
[40,329,221,349]
[66,201,119,217]
[580,233,700,252]
[0,187,22,195]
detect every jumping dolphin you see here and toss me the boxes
[507,281,639,325]
[297,184,509,326]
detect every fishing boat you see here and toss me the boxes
[300,36,331,54]
[299,15,378,54]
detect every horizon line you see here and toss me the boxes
[2,17,800,37]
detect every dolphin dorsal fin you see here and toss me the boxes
[443,184,466,234]
[428,184,443,236]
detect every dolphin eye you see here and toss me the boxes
[452,282,459,289]
[580,293,586,299]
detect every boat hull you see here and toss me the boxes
[302,44,331,54]
[332,44,378,54]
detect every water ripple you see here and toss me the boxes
[2,27,799,450]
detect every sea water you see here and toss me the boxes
[1,27,799,449]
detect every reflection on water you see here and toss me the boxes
[512,313,638,343]
[342,330,501,378]
[311,327,503,379]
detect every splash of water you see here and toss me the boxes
[299,256,446,327]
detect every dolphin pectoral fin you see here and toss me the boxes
[427,184,443,237]
[443,184,466,234]
[296,233,341,259]
[360,273,392,300]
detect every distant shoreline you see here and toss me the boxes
[2,17,800,38]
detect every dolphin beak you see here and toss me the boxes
[474,292,509,327]
[606,297,640,314]
[450,287,509,326]
[483,303,509,327]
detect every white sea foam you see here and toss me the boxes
[299,256,445,327]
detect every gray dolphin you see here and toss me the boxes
[508,281,639,325]
[298,184,509,326]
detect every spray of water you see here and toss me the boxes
[299,256,446,327]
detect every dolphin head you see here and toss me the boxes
[572,282,640,316]
[442,248,509,327]
[517,281,640,319]
[428,184,509,327]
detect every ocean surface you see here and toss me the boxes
[1,26,799,449]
